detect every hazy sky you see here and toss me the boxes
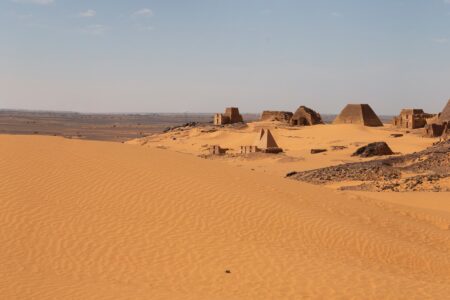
[1,0,449,114]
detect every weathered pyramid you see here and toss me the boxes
[254,129,279,149]
[254,128,266,144]
[253,129,282,153]
[290,106,323,126]
[438,99,450,123]
[333,104,383,127]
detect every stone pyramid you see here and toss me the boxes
[333,104,383,127]
[438,99,450,123]
[254,129,279,149]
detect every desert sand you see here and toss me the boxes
[1,133,450,299]
[130,121,435,176]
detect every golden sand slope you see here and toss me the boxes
[1,135,450,299]
[131,122,436,176]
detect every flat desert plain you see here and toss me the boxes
[1,127,450,299]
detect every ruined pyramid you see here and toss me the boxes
[438,99,450,123]
[333,104,383,127]
[253,129,282,153]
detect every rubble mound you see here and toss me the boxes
[340,174,450,192]
[352,142,394,157]
[163,122,200,133]
[286,161,400,184]
[287,140,450,192]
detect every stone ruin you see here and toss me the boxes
[352,142,394,157]
[290,106,324,126]
[240,145,259,154]
[213,107,244,125]
[311,149,327,154]
[425,123,446,138]
[260,111,293,123]
[392,109,434,129]
[240,129,283,154]
[440,99,450,121]
[425,99,450,139]
[333,104,383,127]
[209,145,228,155]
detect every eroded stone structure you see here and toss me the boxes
[333,104,383,127]
[260,111,293,123]
[442,123,449,141]
[240,129,283,154]
[209,145,228,155]
[424,100,450,138]
[240,145,259,154]
[213,107,244,125]
[425,123,446,137]
[392,109,433,129]
[290,106,324,126]
[439,99,450,122]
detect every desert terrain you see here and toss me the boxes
[1,115,450,298]
[4,0,450,298]
[129,120,435,175]
[0,110,250,142]
[0,110,392,142]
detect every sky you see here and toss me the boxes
[0,0,449,114]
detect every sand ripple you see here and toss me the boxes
[1,135,450,299]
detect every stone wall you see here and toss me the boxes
[260,111,293,123]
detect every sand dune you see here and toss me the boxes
[1,135,450,299]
